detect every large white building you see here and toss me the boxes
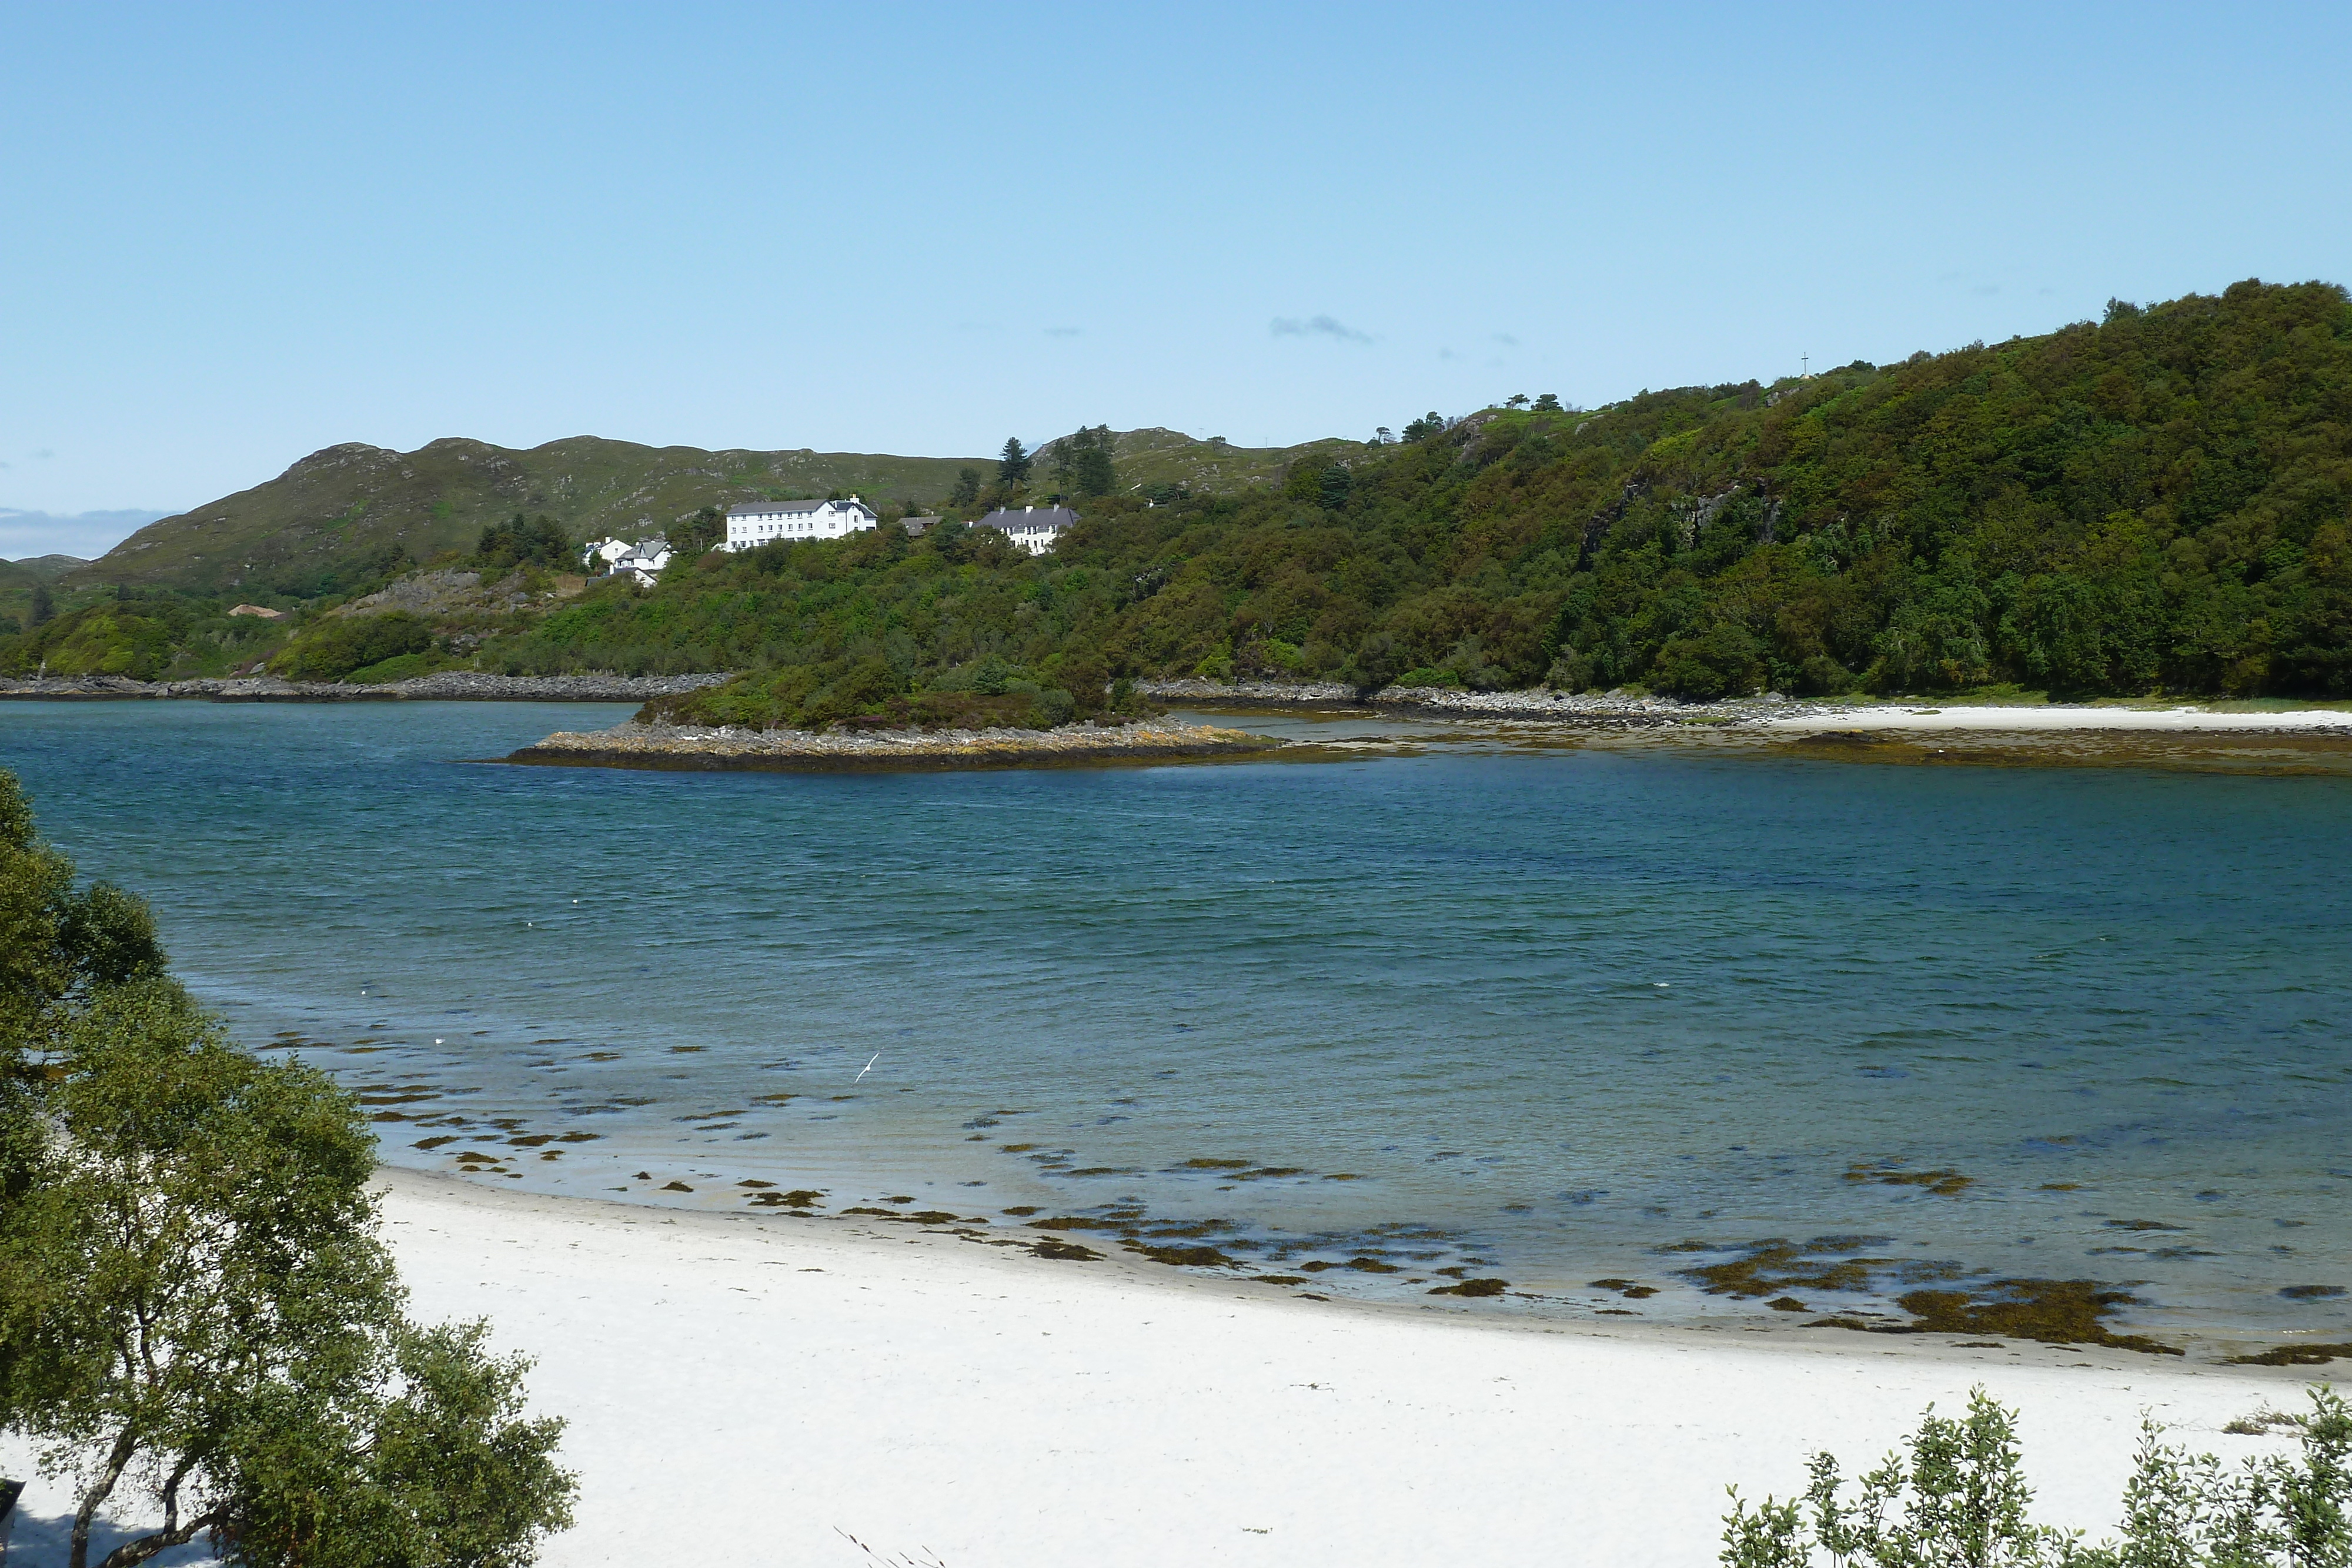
[977,504,1080,555]
[724,497,879,550]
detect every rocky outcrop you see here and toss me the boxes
[504,717,1281,773]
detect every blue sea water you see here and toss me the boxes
[3,700,2348,1345]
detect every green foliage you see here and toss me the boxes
[0,587,290,681]
[671,506,724,558]
[1720,1386,2352,1568]
[472,514,572,573]
[998,437,1032,488]
[0,771,165,1052]
[948,467,982,509]
[0,772,575,1568]
[1053,426,1117,499]
[273,611,435,683]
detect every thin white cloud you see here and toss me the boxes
[1270,315,1372,345]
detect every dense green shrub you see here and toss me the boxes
[1721,1386,2350,1567]
[273,611,433,681]
[472,513,572,572]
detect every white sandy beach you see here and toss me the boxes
[10,1169,2330,1567]
[1754,702,2352,733]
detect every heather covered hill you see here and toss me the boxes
[483,279,2352,708]
[69,437,998,597]
[68,429,1376,600]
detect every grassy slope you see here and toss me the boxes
[9,555,89,581]
[74,431,1365,596]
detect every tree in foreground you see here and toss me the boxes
[0,770,576,1568]
[996,436,1031,488]
[1721,1385,2350,1567]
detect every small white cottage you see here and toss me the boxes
[604,538,673,585]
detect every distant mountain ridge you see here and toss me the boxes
[74,429,1367,596]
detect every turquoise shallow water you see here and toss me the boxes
[4,700,2348,1343]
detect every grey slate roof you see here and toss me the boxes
[978,506,1080,531]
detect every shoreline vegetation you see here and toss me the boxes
[0,670,726,701]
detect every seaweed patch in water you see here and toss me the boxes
[1845,1162,1973,1197]
[2279,1285,2347,1300]
[2104,1219,2187,1232]
[1897,1280,2182,1355]
[2224,1342,2352,1366]
[1130,1243,1241,1268]
[1429,1278,1508,1297]
[1031,1240,1102,1262]
[1676,1236,1893,1298]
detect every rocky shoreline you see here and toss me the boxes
[500,717,1282,773]
[0,671,729,702]
[1134,677,1822,724]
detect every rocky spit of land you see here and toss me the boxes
[502,716,1282,773]
[1136,676,1818,723]
[0,671,728,701]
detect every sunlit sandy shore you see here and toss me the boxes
[5,1168,2334,1565]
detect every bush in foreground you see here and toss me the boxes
[0,770,576,1568]
[1722,1386,2349,1567]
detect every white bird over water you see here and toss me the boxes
[856,1054,878,1083]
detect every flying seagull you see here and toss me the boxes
[856,1053,879,1083]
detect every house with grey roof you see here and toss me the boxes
[977,504,1079,556]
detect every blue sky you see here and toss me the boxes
[4,2,2348,556]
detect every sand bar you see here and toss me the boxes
[12,1169,2323,1566]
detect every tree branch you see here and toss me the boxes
[69,1422,142,1568]
[95,1509,226,1568]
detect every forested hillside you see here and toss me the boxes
[495,279,2352,716]
[11,280,2348,707]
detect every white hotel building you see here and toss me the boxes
[723,496,880,550]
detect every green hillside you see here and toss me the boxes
[9,554,88,583]
[18,279,2351,704]
[70,430,1372,598]
[1028,426,1374,499]
[67,437,993,597]
[486,278,2352,710]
